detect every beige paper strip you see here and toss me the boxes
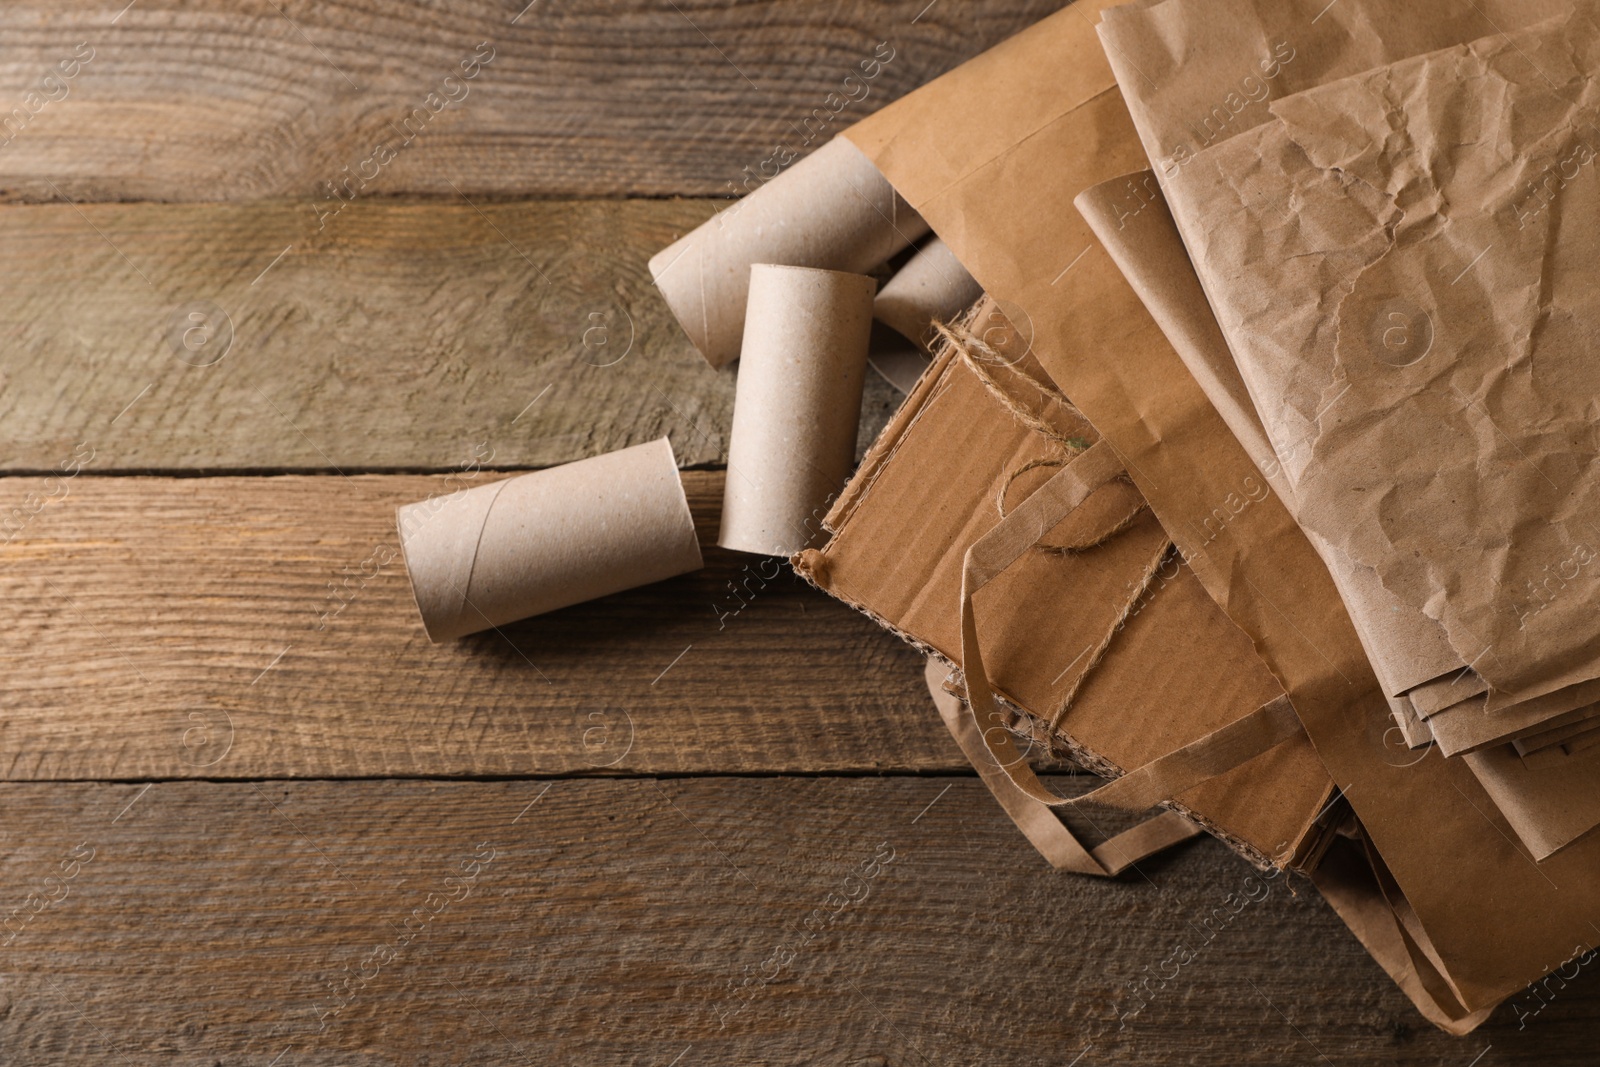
[956,438,1307,814]
[1311,836,1493,1036]
[874,236,982,351]
[719,264,876,556]
[398,438,702,642]
[648,137,926,369]
[923,658,1201,876]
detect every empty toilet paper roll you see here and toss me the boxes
[719,264,876,556]
[868,339,932,394]
[398,438,703,642]
[874,236,983,351]
[648,137,926,369]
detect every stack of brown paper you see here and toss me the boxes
[972,0,1600,1023]
[1099,0,1600,854]
[833,0,1600,1029]
[398,438,702,642]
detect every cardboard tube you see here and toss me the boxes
[648,137,927,368]
[867,340,932,394]
[398,438,702,642]
[874,236,983,350]
[719,264,876,556]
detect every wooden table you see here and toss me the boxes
[0,1,1594,1062]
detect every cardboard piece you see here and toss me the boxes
[648,137,926,368]
[718,265,875,556]
[874,236,982,351]
[397,438,702,642]
[794,298,1334,869]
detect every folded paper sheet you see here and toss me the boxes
[719,265,875,556]
[1169,8,1600,712]
[398,438,702,642]
[648,136,926,368]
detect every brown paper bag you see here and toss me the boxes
[819,0,1600,1023]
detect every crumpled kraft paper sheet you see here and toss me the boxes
[1171,6,1600,710]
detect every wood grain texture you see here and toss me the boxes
[0,197,903,472]
[0,0,1064,202]
[0,469,975,780]
[0,776,1589,1064]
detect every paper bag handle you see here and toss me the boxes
[950,438,1304,869]
[925,658,1201,875]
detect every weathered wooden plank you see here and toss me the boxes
[0,197,902,471]
[0,0,1064,202]
[0,470,971,780]
[0,776,1586,1064]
